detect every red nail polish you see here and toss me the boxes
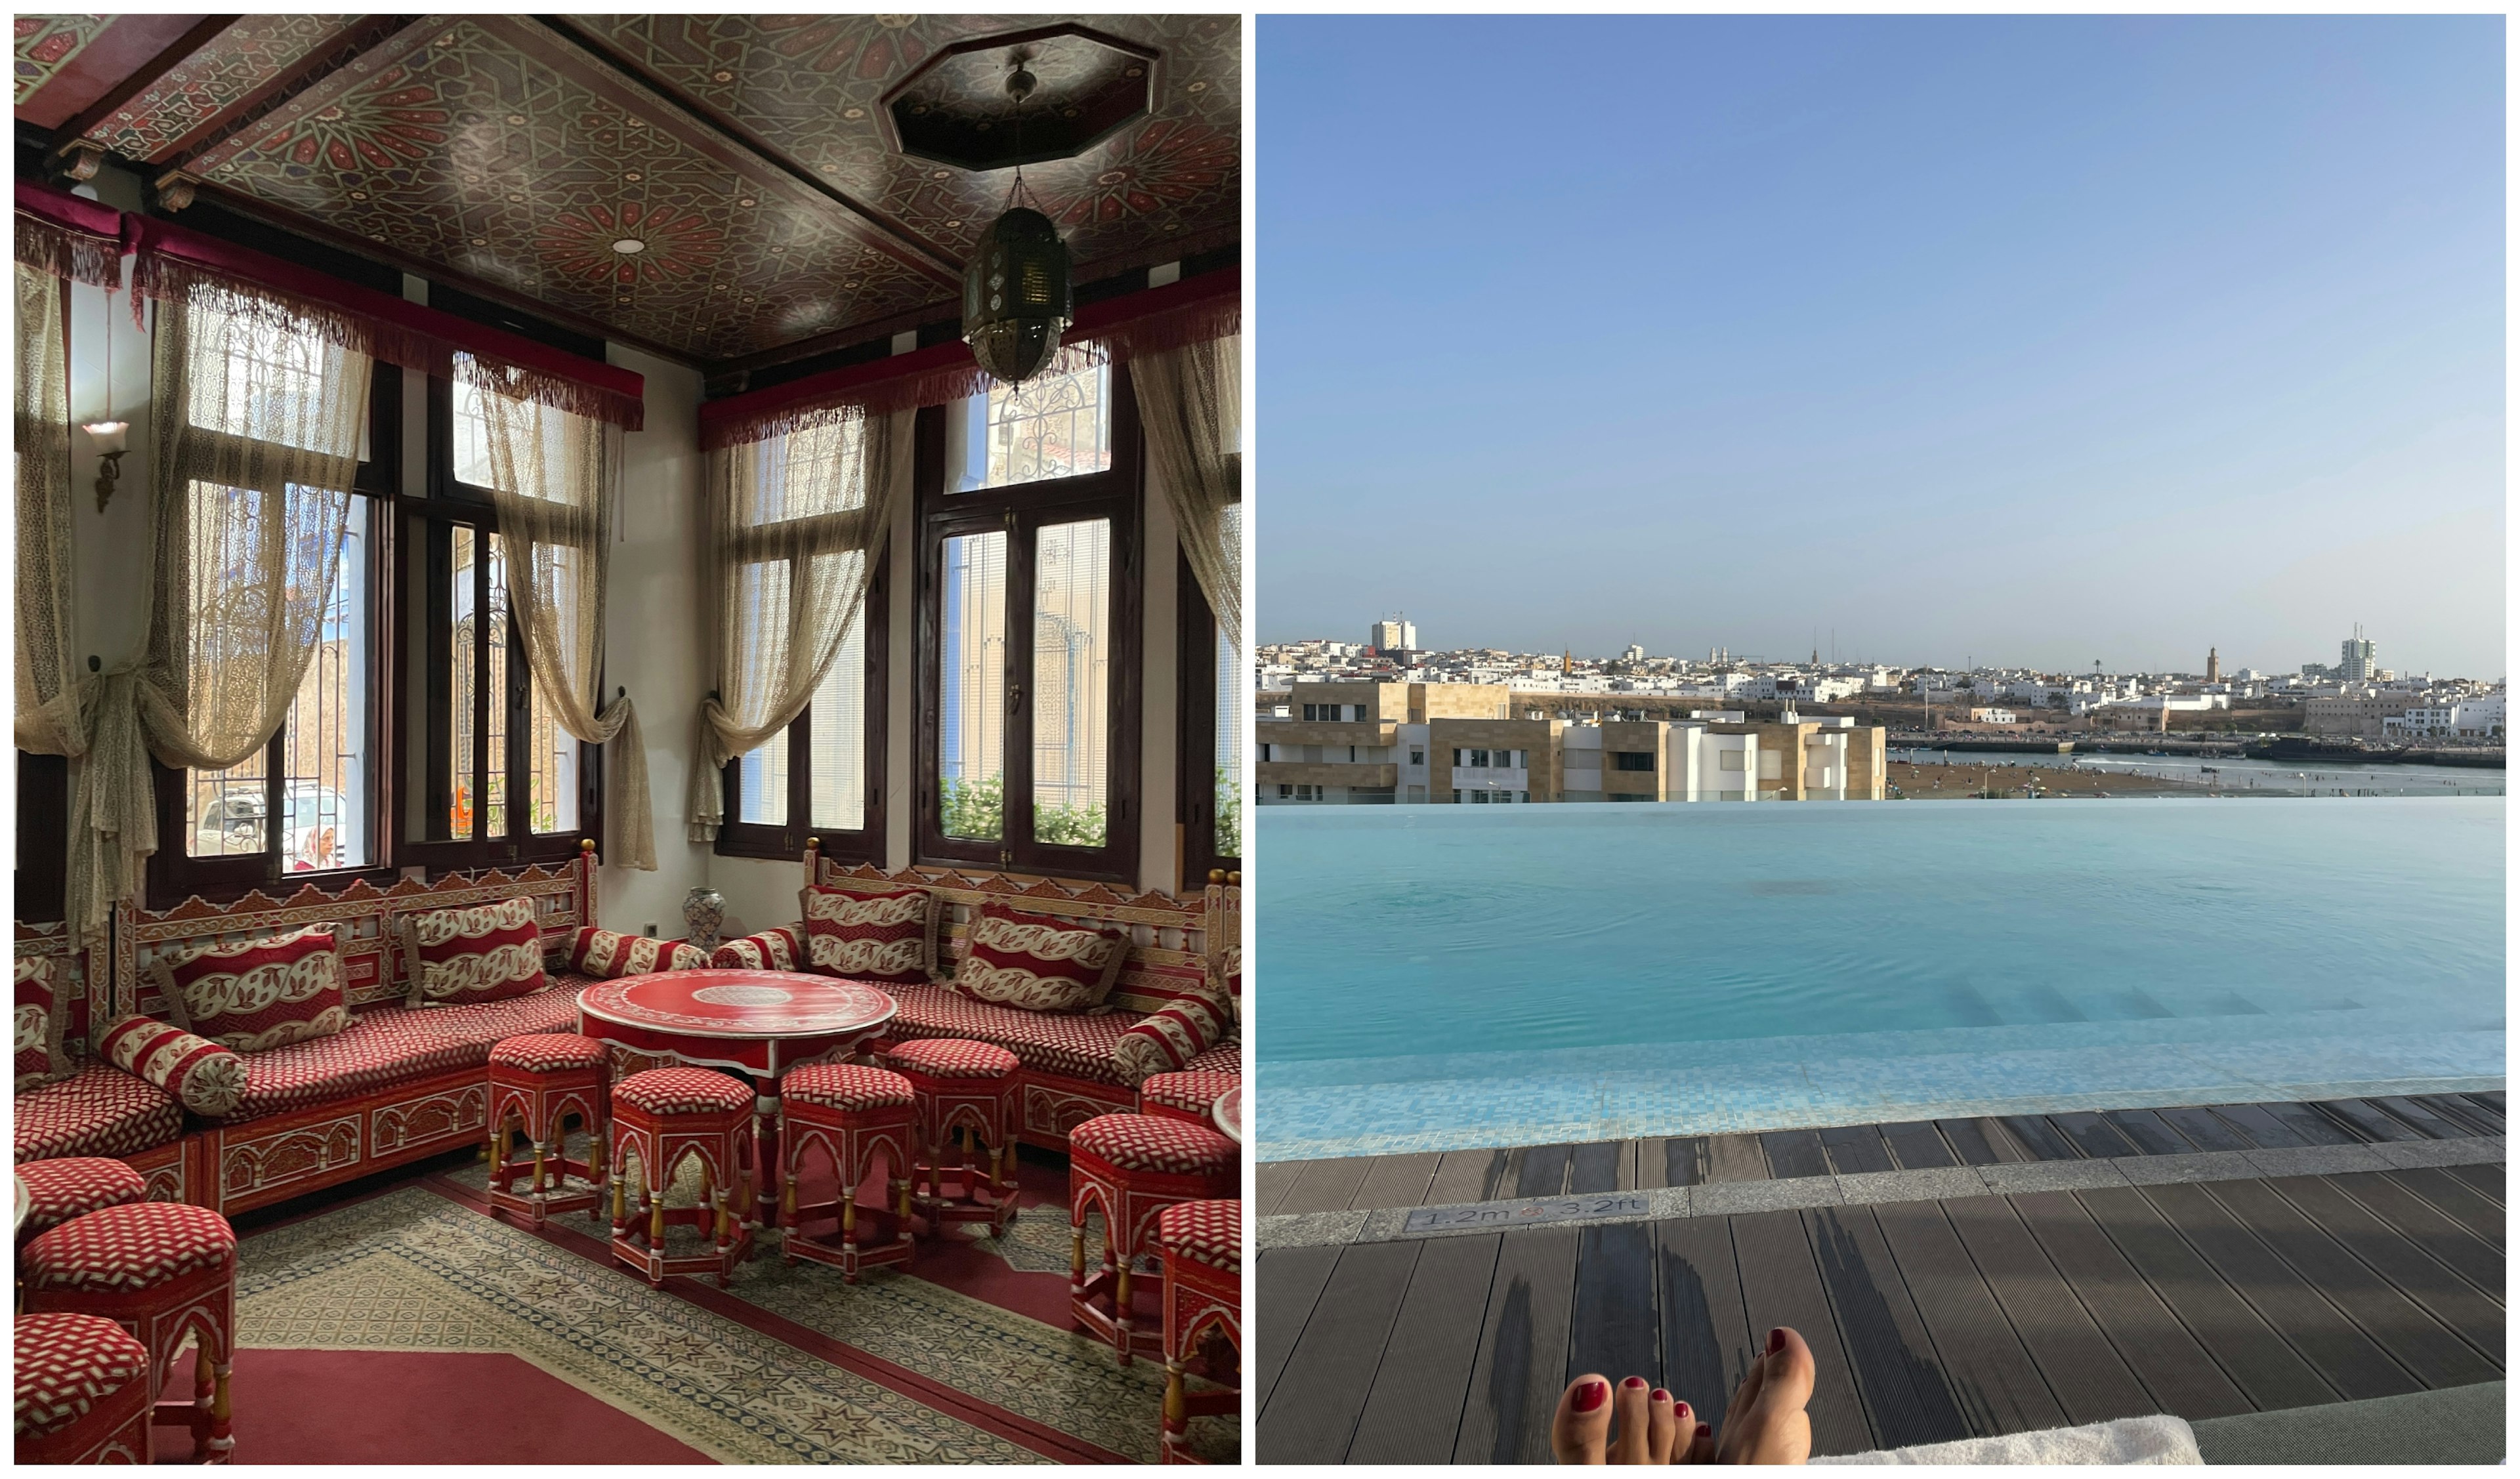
[1574,1380,1608,1412]
[1696,1423,1712,1438]
[1622,1376,1648,1390]
[1768,1327,1787,1354]
[1651,1388,1671,1403]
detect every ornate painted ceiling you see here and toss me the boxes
[14,13,1239,369]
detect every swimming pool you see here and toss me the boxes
[1254,798,2505,1160]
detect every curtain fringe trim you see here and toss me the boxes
[700,341,1114,451]
[14,213,122,290]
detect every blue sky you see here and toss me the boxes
[1258,16,2505,678]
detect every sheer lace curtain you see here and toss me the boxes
[1132,332,1242,652]
[66,284,372,935]
[688,406,906,841]
[14,263,83,757]
[463,356,656,870]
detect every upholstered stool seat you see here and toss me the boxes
[14,1311,153,1464]
[885,1039,1020,1239]
[1067,1113,1237,1364]
[1137,1070,1240,1125]
[15,1157,150,1243]
[778,1063,917,1282]
[487,1033,609,1227]
[1157,1199,1242,1465]
[22,1201,238,1462]
[606,1067,754,1287]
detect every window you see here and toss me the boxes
[1613,751,1656,772]
[719,553,889,864]
[919,362,1141,880]
[1410,749,1425,766]
[1177,551,1240,890]
[152,302,398,905]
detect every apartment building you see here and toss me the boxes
[2305,693,2427,740]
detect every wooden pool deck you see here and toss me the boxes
[1255,1094,2504,1463]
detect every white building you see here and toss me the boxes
[1370,616,1418,652]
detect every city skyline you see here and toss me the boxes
[1259,15,2505,677]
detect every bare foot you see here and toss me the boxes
[1715,1328,1815,1465]
[1551,1374,1700,1463]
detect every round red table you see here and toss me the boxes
[1213,1083,1244,1146]
[577,970,898,1236]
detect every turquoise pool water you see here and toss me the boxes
[1255,798,2505,1159]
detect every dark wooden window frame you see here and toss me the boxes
[148,365,404,907]
[914,369,1143,883]
[1175,551,1240,892]
[714,538,891,866]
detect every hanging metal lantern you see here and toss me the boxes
[963,204,1072,385]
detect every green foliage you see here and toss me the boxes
[940,773,1003,841]
[1214,764,1241,858]
[1032,799,1107,848]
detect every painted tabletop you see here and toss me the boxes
[577,970,896,1040]
[1214,1083,1244,1146]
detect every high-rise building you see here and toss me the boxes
[1370,615,1417,652]
[2206,647,2220,682]
[2342,626,2376,681]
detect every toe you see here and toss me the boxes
[1755,1327,1817,1418]
[1553,1374,1614,1464]
[1646,1391,1679,1465]
[1687,1421,1714,1464]
[1612,1377,1652,1463]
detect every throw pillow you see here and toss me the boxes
[14,953,76,1093]
[954,902,1127,1013]
[98,1015,244,1118]
[798,884,935,985]
[557,927,706,979]
[710,926,803,972]
[146,923,348,1052]
[401,897,547,1007]
[1112,982,1235,1087]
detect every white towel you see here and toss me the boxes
[1812,1413,2202,1465]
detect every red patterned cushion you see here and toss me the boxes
[1181,1042,1240,1077]
[885,1037,1019,1080]
[98,1016,243,1117]
[1157,1198,1241,1275]
[15,953,77,1093]
[224,987,583,1124]
[952,902,1127,1013]
[401,897,547,1007]
[1140,1069,1239,1119]
[1112,983,1234,1088]
[799,884,935,985]
[148,923,348,1052]
[711,927,803,972]
[1070,1112,1236,1176]
[11,1064,184,1163]
[14,1311,149,1439]
[23,1201,236,1293]
[614,1066,751,1116]
[558,927,707,979]
[16,1157,148,1241]
[783,1062,914,1112]
[488,1033,607,1073]
[885,984,1133,1085]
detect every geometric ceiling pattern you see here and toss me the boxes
[16,12,1238,370]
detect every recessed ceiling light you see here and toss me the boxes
[944,219,962,228]
[712,70,733,83]
[624,171,642,182]
[612,238,645,255]
[506,113,525,125]
[843,107,864,120]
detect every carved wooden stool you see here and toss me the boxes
[606,1067,754,1287]
[14,1311,153,1464]
[15,1158,148,1244]
[1157,1198,1242,1464]
[488,1033,609,1226]
[21,1201,238,1462]
[885,1038,1020,1239]
[1067,1112,1236,1365]
[778,1062,917,1282]
[1137,1070,1240,1127]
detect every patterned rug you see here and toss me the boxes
[236,1162,1240,1463]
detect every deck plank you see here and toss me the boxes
[2072,1184,2336,1412]
[2328,1170,2504,1297]
[2210,1103,2311,1149]
[1819,1123,1895,1175]
[1706,1134,1770,1182]
[2099,1108,2188,1156]
[1280,1157,1376,1215]
[1518,1144,1576,1198]
[1803,1204,1969,1448]
[2007,1190,2252,1421]
[1661,1136,1712,1188]
[2048,1112,2137,1159]
[1453,1226,1582,1465]
[1257,1244,1345,1416]
[2370,1096,2471,1140]
[1427,1148,1508,1205]
[2000,1115,2083,1161]
[2155,1106,2254,1152]
[1761,1129,1830,1180]
[1348,1234,1504,1465]
[2254,1100,2362,1147]
[1868,1198,2067,1436]
[1257,1239,1424,1461]
[2248,1177,2506,1373]
[2418,1094,2503,1136]
[1654,1215,1755,1426]
[1351,1152,1443,1210]
[2137,1180,2419,1401]
[2382,1167,2504,1250]
[1934,1119,2009,1166]
[1566,1222,1660,1391]
[1729,1209,1877,1454]
[1568,1141,1624,1196]
[2314,1099,2426,1142]
[1941,1195,2154,1425]
[1881,1121,1958,1169]
[2439,1163,2504,1206]
[1257,1159,1303,1217]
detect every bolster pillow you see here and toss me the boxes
[557,927,707,978]
[710,926,803,972]
[98,1014,245,1118]
[1111,984,1235,1089]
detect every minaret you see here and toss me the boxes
[2206,647,2220,682]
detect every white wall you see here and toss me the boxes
[66,170,152,671]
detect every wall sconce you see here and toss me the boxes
[82,419,127,512]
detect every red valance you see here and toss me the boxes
[124,214,644,430]
[700,266,1238,452]
[14,182,125,289]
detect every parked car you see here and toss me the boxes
[192,783,353,870]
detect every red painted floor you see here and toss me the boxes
[205,1348,713,1465]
